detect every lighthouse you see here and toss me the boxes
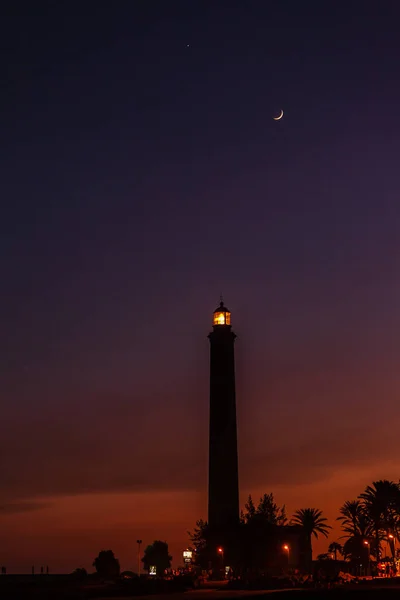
[208,301,239,531]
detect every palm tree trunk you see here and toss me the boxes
[307,534,312,573]
[389,538,395,566]
[376,527,380,567]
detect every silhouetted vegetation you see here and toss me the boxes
[190,492,329,573]
[120,570,137,578]
[338,479,400,569]
[316,553,332,561]
[328,541,343,561]
[239,494,288,570]
[70,567,87,580]
[190,493,286,569]
[242,493,287,526]
[187,481,400,576]
[142,540,172,576]
[291,507,331,571]
[93,549,120,578]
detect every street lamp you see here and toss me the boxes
[283,544,290,568]
[136,540,142,576]
[364,540,370,576]
[217,547,224,571]
[388,534,396,572]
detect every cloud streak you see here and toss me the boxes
[2,389,399,508]
[0,501,51,514]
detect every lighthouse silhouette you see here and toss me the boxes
[208,300,239,531]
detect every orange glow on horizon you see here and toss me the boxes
[3,461,400,572]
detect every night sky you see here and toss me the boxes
[2,0,400,573]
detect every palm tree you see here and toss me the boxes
[359,480,400,563]
[328,541,343,562]
[292,508,332,539]
[337,500,372,567]
[292,508,331,571]
[342,536,369,567]
[337,500,369,538]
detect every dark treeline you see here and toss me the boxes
[189,479,400,575]
[89,542,172,579]
[334,480,400,569]
[71,479,400,580]
[189,493,330,573]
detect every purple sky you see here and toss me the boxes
[2,0,400,572]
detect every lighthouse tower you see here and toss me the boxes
[208,301,239,531]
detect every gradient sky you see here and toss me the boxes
[2,0,400,573]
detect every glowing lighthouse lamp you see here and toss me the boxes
[213,301,231,326]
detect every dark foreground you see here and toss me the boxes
[2,578,400,600]
[132,585,400,600]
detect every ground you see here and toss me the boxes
[102,584,400,600]
[3,577,400,598]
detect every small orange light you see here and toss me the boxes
[283,544,289,551]
[218,547,223,553]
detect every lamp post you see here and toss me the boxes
[364,540,370,576]
[388,534,396,573]
[137,539,142,576]
[217,547,224,573]
[283,544,290,569]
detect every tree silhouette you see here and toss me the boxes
[292,508,331,571]
[92,550,120,578]
[337,500,369,538]
[241,493,288,570]
[71,567,87,580]
[337,500,371,564]
[189,493,287,571]
[241,495,256,521]
[328,542,343,561]
[188,519,214,569]
[359,480,400,562]
[189,519,209,555]
[242,494,287,526]
[292,508,331,540]
[142,540,172,576]
[121,570,137,579]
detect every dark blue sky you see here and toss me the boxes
[2,0,400,572]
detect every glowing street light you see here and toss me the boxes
[364,540,370,576]
[283,544,290,567]
[388,534,396,570]
[217,547,224,570]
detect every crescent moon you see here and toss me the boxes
[273,109,284,121]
